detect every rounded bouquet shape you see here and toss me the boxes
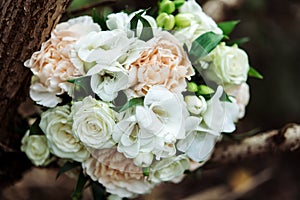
[22,0,262,199]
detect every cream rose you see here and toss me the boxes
[149,155,190,184]
[25,16,101,107]
[39,105,89,162]
[174,0,223,49]
[71,96,116,149]
[127,30,194,97]
[203,43,250,85]
[82,148,155,198]
[21,130,50,166]
[225,83,250,119]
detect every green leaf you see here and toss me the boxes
[189,32,224,62]
[56,162,81,179]
[29,118,43,135]
[91,182,106,200]
[68,76,93,100]
[248,67,263,79]
[130,9,153,41]
[71,170,89,200]
[119,97,144,112]
[143,167,150,176]
[92,8,108,31]
[217,20,240,36]
[227,37,250,46]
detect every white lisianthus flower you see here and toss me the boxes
[177,116,219,162]
[203,43,250,85]
[203,86,239,133]
[114,86,189,161]
[39,105,89,162]
[71,96,116,149]
[184,95,207,115]
[21,131,50,166]
[88,65,129,102]
[174,0,223,49]
[224,83,250,119]
[106,11,157,37]
[149,155,190,184]
[26,16,101,107]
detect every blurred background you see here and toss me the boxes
[1,0,300,199]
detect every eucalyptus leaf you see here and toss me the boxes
[119,97,144,112]
[248,67,263,79]
[71,170,89,200]
[56,161,81,179]
[217,20,240,36]
[189,32,223,62]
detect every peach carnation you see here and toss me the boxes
[25,16,100,107]
[82,148,154,198]
[126,30,194,97]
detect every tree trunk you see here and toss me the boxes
[0,0,71,188]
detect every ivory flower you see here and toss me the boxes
[25,16,101,107]
[174,0,223,49]
[21,130,50,166]
[202,43,250,85]
[225,83,250,119]
[82,148,154,198]
[40,105,89,162]
[127,30,194,97]
[71,96,116,149]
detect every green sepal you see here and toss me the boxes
[248,67,263,79]
[217,20,240,36]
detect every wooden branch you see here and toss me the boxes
[209,123,300,165]
[68,0,117,16]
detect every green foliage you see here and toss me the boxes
[130,10,154,41]
[227,37,250,46]
[91,182,107,200]
[119,97,144,112]
[248,66,263,79]
[189,32,224,63]
[29,118,43,135]
[217,20,240,36]
[92,8,108,30]
[71,170,89,200]
[56,161,81,179]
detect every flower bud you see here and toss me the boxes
[187,82,198,92]
[134,152,154,167]
[175,13,193,28]
[160,0,176,14]
[198,85,214,95]
[156,13,175,30]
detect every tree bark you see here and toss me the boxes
[0,0,71,188]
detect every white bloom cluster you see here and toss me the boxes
[22,0,254,198]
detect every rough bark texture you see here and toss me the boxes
[208,123,300,166]
[0,0,71,188]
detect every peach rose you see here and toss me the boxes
[126,30,194,97]
[225,83,250,119]
[82,148,154,198]
[25,16,101,107]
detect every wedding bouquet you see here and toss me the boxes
[21,0,262,199]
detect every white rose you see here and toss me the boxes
[39,105,89,162]
[174,0,222,49]
[225,83,250,119]
[72,96,116,149]
[184,95,207,115]
[21,130,50,166]
[203,43,250,85]
[149,155,190,184]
